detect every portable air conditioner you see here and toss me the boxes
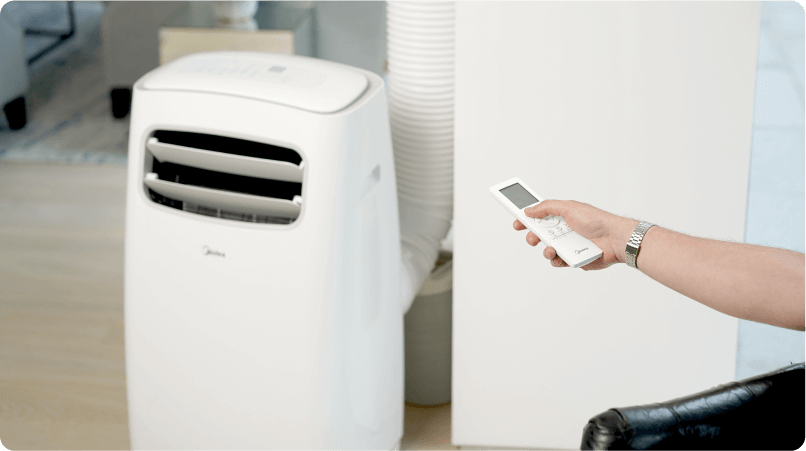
[124,51,403,449]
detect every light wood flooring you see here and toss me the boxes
[0,162,128,449]
[0,161,456,450]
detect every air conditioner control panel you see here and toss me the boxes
[141,51,368,114]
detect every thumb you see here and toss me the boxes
[524,199,570,219]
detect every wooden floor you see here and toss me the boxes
[0,162,128,449]
[0,161,456,450]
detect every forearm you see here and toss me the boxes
[613,219,806,330]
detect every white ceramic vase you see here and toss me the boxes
[210,1,258,31]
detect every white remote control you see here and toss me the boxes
[489,177,603,268]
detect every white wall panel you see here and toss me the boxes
[453,2,760,448]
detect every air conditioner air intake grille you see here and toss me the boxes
[148,191,294,224]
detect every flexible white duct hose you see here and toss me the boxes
[387,1,455,313]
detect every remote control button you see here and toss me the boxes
[547,230,555,235]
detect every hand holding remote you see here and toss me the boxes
[512,199,806,331]
[514,200,636,270]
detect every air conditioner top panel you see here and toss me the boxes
[141,52,369,114]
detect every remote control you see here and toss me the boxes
[489,177,603,268]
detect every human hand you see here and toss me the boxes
[512,200,637,270]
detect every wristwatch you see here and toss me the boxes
[625,221,655,269]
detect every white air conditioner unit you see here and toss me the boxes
[124,51,403,449]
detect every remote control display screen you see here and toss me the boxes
[500,183,538,209]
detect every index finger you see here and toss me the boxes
[513,219,526,231]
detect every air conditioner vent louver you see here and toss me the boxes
[153,131,302,165]
[143,130,303,224]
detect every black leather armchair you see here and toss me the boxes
[581,363,804,450]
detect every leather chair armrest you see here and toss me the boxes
[581,363,805,450]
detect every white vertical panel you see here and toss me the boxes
[737,1,806,381]
[453,2,760,449]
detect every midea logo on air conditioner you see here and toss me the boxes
[202,246,226,258]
